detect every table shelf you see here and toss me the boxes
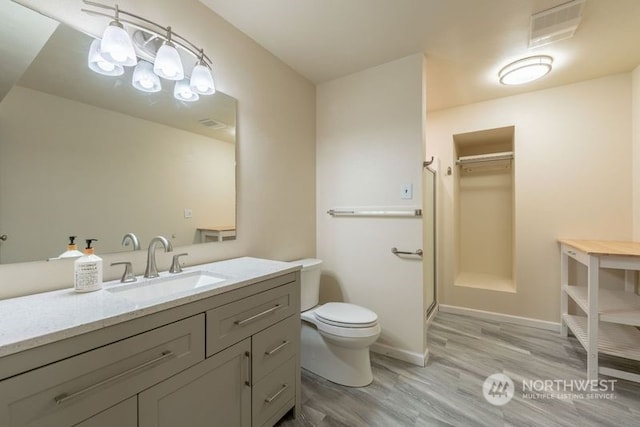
[563,314,640,361]
[559,239,640,382]
[563,285,640,327]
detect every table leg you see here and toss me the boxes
[587,255,599,381]
[560,249,569,337]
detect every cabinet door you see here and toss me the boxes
[139,338,251,427]
[73,397,137,427]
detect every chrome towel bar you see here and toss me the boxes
[391,247,423,257]
[327,208,422,217]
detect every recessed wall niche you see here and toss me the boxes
[453,126,515,293]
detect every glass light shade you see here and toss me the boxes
[88,39,124,76]
[153,42,184,80]
[174,79,199,102]
[100,21,137,67]
[189,63,216,95]
[499,55,553,85]
[132,61,162,92]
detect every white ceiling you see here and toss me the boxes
[198,0,640,111]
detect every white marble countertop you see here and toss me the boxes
[0,257,300,358]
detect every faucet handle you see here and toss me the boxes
[111,261,136,283]
[170,253,189,274]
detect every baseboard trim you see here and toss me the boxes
[371,342,428,367]
[438,304,561,332]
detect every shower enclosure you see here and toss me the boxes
[424,160,437,317]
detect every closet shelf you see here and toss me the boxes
[563,285,640,326]
[563,314,640,361]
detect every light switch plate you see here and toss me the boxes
[184,209,193,219]
[401,184,413,200]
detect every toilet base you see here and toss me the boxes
[301,321,376,387]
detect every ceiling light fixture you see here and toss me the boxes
[82,0,215,102]
[498,55,553,85]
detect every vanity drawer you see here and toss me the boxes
[0,314,204,427]
[252,357,296,427]
[252,315,299,383]
[206,282,298,356]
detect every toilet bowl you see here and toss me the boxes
[293,259,381,387]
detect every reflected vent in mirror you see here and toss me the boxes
[198,118,226,130]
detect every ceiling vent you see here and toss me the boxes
[529,0,586,48]
[198,118,226,129]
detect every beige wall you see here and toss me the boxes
[0,0,316,299]
[633,65,640,240]
[427,74,633,322]
[457,170,513,283]
[316,54,427,363]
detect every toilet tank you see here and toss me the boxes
[292,258,323,311]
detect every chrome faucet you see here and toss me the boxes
[121,232,141,251]
[144,236,173,278]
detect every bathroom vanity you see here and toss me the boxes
[0,257,301,427]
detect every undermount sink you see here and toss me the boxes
[107,270,227,303]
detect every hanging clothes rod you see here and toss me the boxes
[456,151,513,165]
[327,208,422,217]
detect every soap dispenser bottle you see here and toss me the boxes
[59,236,84,258]
[74,239,103,293]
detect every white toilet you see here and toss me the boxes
[294,258,381,387]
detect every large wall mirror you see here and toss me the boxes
[0,1,237,264]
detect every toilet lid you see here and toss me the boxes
[314,302,378,327]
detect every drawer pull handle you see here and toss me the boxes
[234,304,282,326]
[265,383,289,403]
[244,351,252,386]
[265,340,290,356]
[54,350,173,405]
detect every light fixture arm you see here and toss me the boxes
[81,0,212,66]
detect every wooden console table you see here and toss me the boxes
[197,226,236,243]
[559,239,640,382]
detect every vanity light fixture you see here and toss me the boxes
[82,0,215,102]
[98,5,136,66]
[498,55,553,85]
[153,27,184,81]
[190,50,216,95]
[132,60,161,92]
[174,79,200,102]
[88,39,124,76]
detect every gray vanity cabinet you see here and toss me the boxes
[74,397,137,427]
[0,315,204,426]
[0,269,300,427]
[139,339,252,427]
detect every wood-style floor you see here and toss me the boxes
[276,311,640,427]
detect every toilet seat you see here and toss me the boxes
[302,303,381,339]
[314,302,378,328]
